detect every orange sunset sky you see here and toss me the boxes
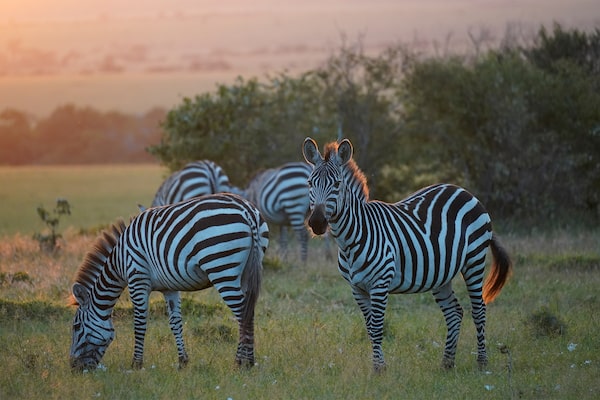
[1,0,598,116]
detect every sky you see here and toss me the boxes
[0,0,598,115]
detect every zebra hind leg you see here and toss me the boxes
[432,284,464,370]
[163,291,189,369]
[462,260,489,370]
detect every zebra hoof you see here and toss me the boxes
[131,359,144,370]
[373,363,387,374]
[441,357,455,370]
[235,357,255,369]
[477,358,488,371]
[178,354,189,369]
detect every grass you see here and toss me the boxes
[0,164,165,236]
[0,166,599,399]
[1,230,599,399]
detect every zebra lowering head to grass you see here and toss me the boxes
[243,162,318,263]
[150,160,243,207]
[302,137,512,373]
[69,193,269,371]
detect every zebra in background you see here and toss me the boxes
[69,193,269,371]
[302,137,512,373]
[243,162,320,264]
[150,160,243,207]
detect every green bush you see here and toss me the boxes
[151,24,600,227]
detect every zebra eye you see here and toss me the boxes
[307,179,312,188]
[333,180,341,189]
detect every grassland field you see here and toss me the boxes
[0,165,599,399]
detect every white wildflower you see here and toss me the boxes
[484,385,495,391]
[567,343,577,352]
[215,386,220,390]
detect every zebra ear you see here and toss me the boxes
[337,139,353,165]
[72,283,91,308]
[303,137,321,166]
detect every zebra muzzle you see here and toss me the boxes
[308,205,328,235]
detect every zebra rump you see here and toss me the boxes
[69,193,268,371]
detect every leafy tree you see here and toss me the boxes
[0,109,34,164]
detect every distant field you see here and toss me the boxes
[0,164,166,236]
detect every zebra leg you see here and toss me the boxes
[279,226,288,260]
[432,283,464,370]
[163,291,189,368]
[296,227,308,264]
[236,316,256,368]
[214,283,255,367]
[462,262,488,370]
[129,281,151,369]
[352,285,388,373]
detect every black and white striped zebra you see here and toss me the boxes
[302,137,512,372]
[69,193,269,371]
[151,160,243,207]
[243,162,315,263]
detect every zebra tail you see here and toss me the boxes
[240,220,265,328]
[482,233,513,304]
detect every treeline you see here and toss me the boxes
[151,23,600,225]
[0,105,165,164]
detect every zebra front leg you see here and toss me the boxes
[163,291,189,368]
[432,284,464,370]
[352,285,387,373]
[368,285,390,373]
[130,284,151,369]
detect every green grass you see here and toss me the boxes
[0,166,599,399]
[0,164,165,236]
[1,231,599,399]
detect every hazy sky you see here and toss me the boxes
[1,0,598,115]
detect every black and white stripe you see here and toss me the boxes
[69,193,269,371]
[243,162,315,263]
[303,137,512,372]
[151,160,242,207]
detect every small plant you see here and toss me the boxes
[33,198,71,253]
[526,307,567,337]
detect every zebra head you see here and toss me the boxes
[302,137,353,235]
[70,283,115,372]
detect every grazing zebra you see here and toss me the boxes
[302,137,512,372]
[151,160,243,207]
[69,193,269,371]
[243,162,315,263]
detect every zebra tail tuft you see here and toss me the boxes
[482,233,513,304]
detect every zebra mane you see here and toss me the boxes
[72,219,127,292]
[323,141,370,201]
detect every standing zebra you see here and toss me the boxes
[302,137,512,372]
[151,160,243,207]
[69,193,269,371]
[243,162,315,263]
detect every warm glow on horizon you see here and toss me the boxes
[0,0,597,115]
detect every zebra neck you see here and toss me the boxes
[90,265,127,319]
[328,191,363,246]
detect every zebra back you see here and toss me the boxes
[151,160,241,207]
